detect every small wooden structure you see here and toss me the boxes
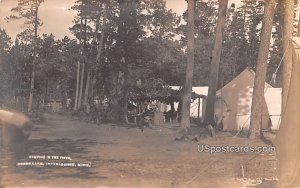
[44,100,63,112]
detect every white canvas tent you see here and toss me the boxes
[215,68,281,130]
[169,68,281,131]
[264,88,282,130]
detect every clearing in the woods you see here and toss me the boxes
[2,114,277,188]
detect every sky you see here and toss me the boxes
[0,0,240,40]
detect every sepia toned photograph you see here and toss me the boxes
[0,0,299,187]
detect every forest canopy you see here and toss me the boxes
[0,0,287,120]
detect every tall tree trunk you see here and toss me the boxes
[119,0,137,124]
[84,3,106,110]
[121,57,129,124]
[198,97,201,119]
[28,4,39,112]
[274,39,300,188]
[28,70,35,112]
[109,71,123,121]
[297,13,300,37]
[78,11,88,110]
[90,77,96,101]
[74,2,84,112]
[42,79,48,109]
[204,0,228,126]
[96,7,107,65]
[91,5,107,102]
[249,0,275,139]
[83,71,91,106]
[74,61,80,111]
[180,0,195,132]
[78,63,85,109]
[282,0,294,113]
[45,79,48,102]
[113,0,137,123]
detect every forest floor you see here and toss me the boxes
[2,113,278,188]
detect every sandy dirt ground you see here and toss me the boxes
[1,113,278,188]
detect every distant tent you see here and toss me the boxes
[168,86,208,118]
[215,68,281,131]
[274,37,300,187]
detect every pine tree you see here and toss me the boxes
[180,0,195,132]
[7,0,44,112]
[249,0,276,139]
[204,0,228,126]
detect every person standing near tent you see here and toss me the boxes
[213,98,230,130]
